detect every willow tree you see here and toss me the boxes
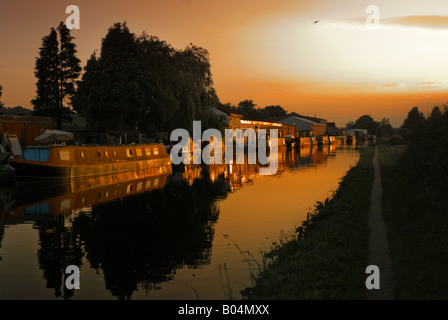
[73,23,222,134]
[136,33,179,133]
[32,22,81,129]
[173,44,222,133]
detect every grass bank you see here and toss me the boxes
[380,143,448,299]
[241,146,375,299]
[242,140,448,300]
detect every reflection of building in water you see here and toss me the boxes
[205,149,287,191]
[182,164,203,187]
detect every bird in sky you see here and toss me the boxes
[313,20,320,24]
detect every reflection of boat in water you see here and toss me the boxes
[8,144,171,183]
[7,166,171,220]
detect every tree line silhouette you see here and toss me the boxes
[30,22,223,134]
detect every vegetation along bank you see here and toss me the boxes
[242,105,448,300]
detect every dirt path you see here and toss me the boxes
[366,146,395,300]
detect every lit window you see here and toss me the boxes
[153,147,159,155]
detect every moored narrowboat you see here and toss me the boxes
[317,135,329,145]
[8,144,172,183]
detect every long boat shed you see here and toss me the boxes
[276,116,326,136]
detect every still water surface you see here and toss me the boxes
[0,144,362,300]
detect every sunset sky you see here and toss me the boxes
[1,0,448,127]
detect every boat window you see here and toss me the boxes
[153,147,159,155]
[126,149,133,157]
[60,150,70,161]
[113,150,117,157]
[97,151,101,157]
[145,148,151,156]
[80,151,84,159]
[23,148,50,162]
[105,151,109,158]
[136,148,142,157]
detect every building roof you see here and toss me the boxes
[274,112,327,124]
[277,115,325,127]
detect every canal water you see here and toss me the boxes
[0,144,362,300]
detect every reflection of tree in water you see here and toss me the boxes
[0,186,17,255]
[31,215,84,299]
[69,173,227,299]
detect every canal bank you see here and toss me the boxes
[242,146,375,299]
[243,141,448,300]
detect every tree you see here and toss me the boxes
[377,118,395,137]
[32,28,60,124]
[72,52,101,128]
[32,22,81,129]
[402,106,424,130]
[58,22,82,127]
[264,105,287,120]
[136,33,178,132]
[74,23,146,132]
[74,23,222,134]
[173,44,221,132]
[0,84,4,109]
[237,100,258,120]
[429,105,443,120]
[346,115,379,135]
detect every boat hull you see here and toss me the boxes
[8,144,172,184]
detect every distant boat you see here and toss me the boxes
[8,143,172,183]
[317,136,330,145]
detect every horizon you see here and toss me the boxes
[1,0,448,128]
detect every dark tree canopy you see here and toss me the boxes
[402,106,425,130]
[73,23,222,134]
[346,115,379,134]
[32,22,81,129]
[226,100,288,121]
[406,105,448,201]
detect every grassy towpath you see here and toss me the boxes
[366,146,394,299]
[243,142,448,300]
[241,146,375,299]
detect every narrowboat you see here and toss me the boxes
[299,137,311,148]
[8,144,172,183]
[317,136,330,145]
